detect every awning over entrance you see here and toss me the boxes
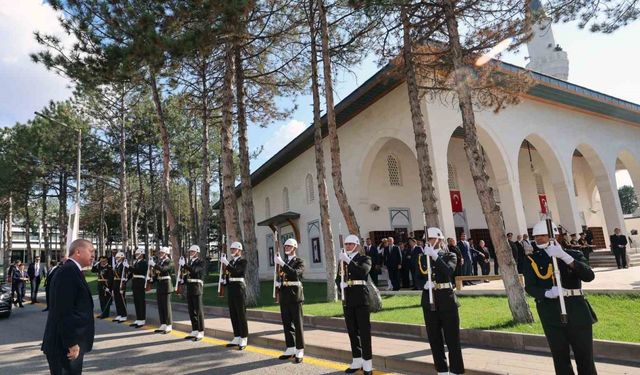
[257,211,301,241]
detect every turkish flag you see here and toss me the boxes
[538,194,548,214]
[450,190,463,212]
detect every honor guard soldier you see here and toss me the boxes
[419,227,464,375]
[525,220,597,375]
[149,246,174,334]
[220,241,249,350]
[336,235,374,375]
[129,248,148,328]
[180,245,205,341]
[274,238,305,363]
[111,252,128,323]
[92,256,114,319]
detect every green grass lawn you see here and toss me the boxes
[162,281,640,343]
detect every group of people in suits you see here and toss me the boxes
[5,256,48,308]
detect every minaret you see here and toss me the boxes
[526,0,569,80]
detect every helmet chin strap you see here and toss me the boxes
[537,242,550,249]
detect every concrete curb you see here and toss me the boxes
[138,299,640,367]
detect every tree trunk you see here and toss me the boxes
[443,0,533,323]
[309,0,337,302]
[218,155,226,252]
[149,73,181,268]
[148,144,158,251]
[58,172,68,255]
[119,96,129,256]
[235,39,260,306]
[318,0,360,236]
[134,145,144,252]
[220,41,241,243]
[401,6,440,227]
[199,59,211,258]
[41,184,50,264]
[187,171,198,245]
[99,183,105,256]
[4,196,12,271]
[23,194,32,262]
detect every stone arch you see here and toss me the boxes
[574,143,625,236]
[446,125,527,235]
[616,149,640,190]
[518,133,582,234]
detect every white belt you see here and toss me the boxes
[229,277,245,282]
[158,276,171,280]
[563,288,584,297]
[347,280,367,286]
[187,279,203,284]
[282,281,302,287]
[133,275,146,279]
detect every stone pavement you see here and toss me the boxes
[121,298,639,375]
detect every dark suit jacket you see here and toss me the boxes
[457,241,473,263]
[279,256,304,304]
[28,262,46,280]
[386,245,402,268]
[611,234,628,250]
[365,245,382,274]
[42,260,95,357]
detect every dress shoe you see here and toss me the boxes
[363,371,372,375]
[345,368,361,374]
[294,357,303,364]
[225,343,238,347]
[193,336,203,342]
[238,345,246,351]
[134,324,144,329]
[278,355,294,360]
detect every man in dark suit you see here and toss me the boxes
[28,255,46,304]
[610,228,628,269]
[12,263,29,307]
[42,239,95,375]
[275,238,305,363]
[43,258,65,312]
[457,233,473,283]
[410,238,424,290]
[363,238,381,286]
[386,237,402,291]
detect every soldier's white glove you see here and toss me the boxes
[544,286,560,299]
[339,252,352,264]
[148,259,155,267]
[340,281,348,290]
[123,259,129,268]
[178,256,186,267]
[423,281,434,290]
[423,245,439,261]
[274,254,285,267]
[275,281,281,288]
[220,254,230,266]
[105,288,111,295]
[545,244,574,265]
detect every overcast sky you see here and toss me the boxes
[1,0,638,187]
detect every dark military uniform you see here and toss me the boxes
[335,252,373,367]
[153,256,174,329]
[417,248,464,375]
[225,256,249,341]
[130,257,148,325]
[524,244,597,375]
[278,255,305,353]
[112,261,128,321]
[182,256,205,335]
[92,262,114,318]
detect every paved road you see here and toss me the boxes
[0,303,350,375]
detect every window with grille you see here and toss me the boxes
[282,187,289,211]
[265,197,271,218]
[448,163,459,190]
[387,154,402,186]
[534,173,545,195]
[306,174,315,203]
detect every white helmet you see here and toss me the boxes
[189,244,201,253]
[159,246,171,254]
[115,251,125,258]
[134,248,145,255]
[344,234,360,245]
[426,227,445,240]
[230,242,243,251]
[284,238,298,248]
[532,220,559,237]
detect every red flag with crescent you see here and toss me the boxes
[538,194,548,214]
[450,190,463,212]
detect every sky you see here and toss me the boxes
[1,0,638,187]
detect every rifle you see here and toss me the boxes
[423,212,435,312]
[175,255,183,294]
[145,254,153,292]
[272,230,281,302]
[218,235,226,298]
[545,202,567,324]
[119,259,129,295]
[339,223,346,302]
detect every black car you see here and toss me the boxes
[0,283,12,318]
